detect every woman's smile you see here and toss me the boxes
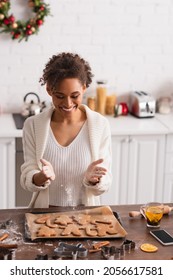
[48,78,86,116]
[59,105,77,112]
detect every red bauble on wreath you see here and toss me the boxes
[0,0,50,42]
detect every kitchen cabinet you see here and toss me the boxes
[0,138,15,209]
[101,134,165,205]
[1,113,172,208]
[15,137,32,207]
[163,134,173,202]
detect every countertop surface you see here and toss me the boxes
[155,113,173,132]
[0,112,173,138]
[107,114,170,135]
[0,114,22,137]
[0,204,173,260]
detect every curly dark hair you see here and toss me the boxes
[39,52,94,89]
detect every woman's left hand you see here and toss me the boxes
[84,158,107,184]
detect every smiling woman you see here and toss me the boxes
[20,52,112,208]
[48,78,85,116]
[0,0,50,42]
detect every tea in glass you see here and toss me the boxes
[145,202,164,228]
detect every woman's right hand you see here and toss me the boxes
[40,158,55,181]
[32,158,55,186]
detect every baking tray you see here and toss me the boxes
[25,206,127,241]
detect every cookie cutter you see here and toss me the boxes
[0,219,12,229]
[54,242,88,260]
[0,248,13,260]
[101,246,124,260]
[121,239,135,252]
[35,254,49,260]
[101,240,135,260]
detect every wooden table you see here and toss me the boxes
[0,204,173,260]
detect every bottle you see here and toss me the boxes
[96,80,107,115]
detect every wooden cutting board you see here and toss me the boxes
[25,206,127,240]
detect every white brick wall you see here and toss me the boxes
[1,0,173,112]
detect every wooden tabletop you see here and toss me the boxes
[0,204,173,260]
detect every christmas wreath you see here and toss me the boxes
[0,0,50,42]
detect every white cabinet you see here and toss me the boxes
[101,134,165,205]
[163,134,173,202]
[0,138,15,209]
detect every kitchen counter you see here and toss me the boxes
[0,112,173,137]
[0,114,22,137]
[107,114,169,135]
[155,113,173,133]
[0,204,173,260]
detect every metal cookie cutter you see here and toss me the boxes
[54,242,88,260]
[121,239,135,252]
[101,246,123,260]
[0,219,12,229]
[101,240,136,260]
[35,254,49,260]
[0,248,13,260]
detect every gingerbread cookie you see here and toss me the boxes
[85,225,98,236]
[60,224,82,236]
[96,224,118,237]
[54,215,73,226]
[35,215,50,224]
[37,226,56,237]
[90,216,112,225]
[46,218,58,228]
[72,214,91,225]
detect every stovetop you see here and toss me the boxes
[12,113,27,129]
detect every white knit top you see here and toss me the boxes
[43,121,91,206]
[21,105,112,208]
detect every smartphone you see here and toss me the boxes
[150,229,173,246]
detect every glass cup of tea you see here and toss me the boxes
[144,202,164,228]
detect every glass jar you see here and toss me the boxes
[87,96,96,111]
[96,80,107,115]
[105,94,116,115]
[157,97,172,114]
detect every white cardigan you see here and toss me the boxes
[20,104,112,208]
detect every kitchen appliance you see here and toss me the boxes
[21,92,46,117]
[129,91,156,118]
[114,102,128,117]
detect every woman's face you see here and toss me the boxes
[47,78,86,115]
